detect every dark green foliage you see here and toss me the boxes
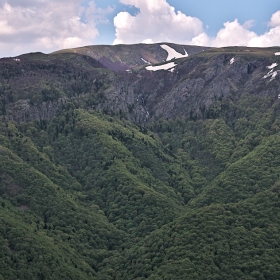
[2,94,280,278]
[0,53,109,116]
[21,109,195,237]
[105,186,280,279]
[2,50,280,278]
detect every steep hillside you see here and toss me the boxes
[1,45,280,125]
[102,185,280,279]
[1,44,280,279]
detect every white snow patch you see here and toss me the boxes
[267,63,278,69]
[146,62,176,71]
[270,71,278,81]
[263,62,279,81]
[230,58,235,65]
[182,47,188,55]
[141,58,150,64]
[126,69,132,73]
[263,70,278,81]
[275,52,280,56]
[263,69,273,79]
[13,58,20,62]
[160,45,188,61]
[168,67,175,72]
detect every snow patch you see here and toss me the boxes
[168,68,175,73]
[263,70,278,81]
[13,58,20,62]
[263,62,279,81]
[275,52,280,56]
[141,58,151,64]
[267,63,278,69]
[263,69,274,79]
[270,71,278,81]
[230,58,235,65]
[146,62,176,71]
[160,45,188,61]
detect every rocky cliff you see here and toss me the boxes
[1,45,280,124]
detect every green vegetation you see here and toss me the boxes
[1,48,280,279]
[1,95,280,278]
[196,46,280,58]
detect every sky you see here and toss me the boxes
[0,0,280,57]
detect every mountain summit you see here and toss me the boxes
[52,43,209,71]
[2,44,280,125]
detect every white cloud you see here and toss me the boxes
[243,20,255,29]
[269,10,280,27]
[212,19,257,47]
[113,0,204,45]
[208,11,280,48]
[0,0,112,57]
[113,2,280,49]
[248,26,280,47]
[1,0,280,58]
[190,32,210,47]
[142,38,154,44]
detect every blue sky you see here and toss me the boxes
[0,0,280,57]
[87,0,140,44]
[93,0,280,45]
[92,0,280,44]
[168,0,280,36]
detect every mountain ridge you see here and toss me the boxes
[2,44,280,125]
[52,42,211,71]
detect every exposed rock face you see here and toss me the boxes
[1,46,280,124]
[4,98,68,123]
[96,53,280,123]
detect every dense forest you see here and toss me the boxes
[1,46,280,279]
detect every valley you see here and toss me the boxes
[0,43,280,279]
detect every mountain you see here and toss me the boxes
[52,43,209,71]
[1,43,280,279]
[2,44,280,124]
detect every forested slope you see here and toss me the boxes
[1,45,280,279]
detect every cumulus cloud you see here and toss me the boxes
[208,11,280,47]
[0,0,112,57]
[113,0,204,45]
[211,19,257,47]
[113,1,280,48]
[191,11,280,48]
[269,10,280,27]
[1,0,280,58]
[190,32,211,47]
